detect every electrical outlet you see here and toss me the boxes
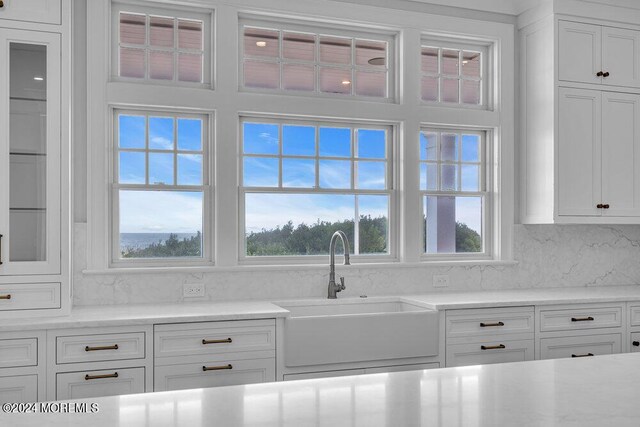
[183,283,205,298]
[433,275,450,288]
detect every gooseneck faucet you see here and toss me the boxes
[328,230,351,299]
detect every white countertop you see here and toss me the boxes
[4,352,640,426]
[5,285,640,332]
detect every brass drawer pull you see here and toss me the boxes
[480,321,504,327]
[202,338,232,345]
[0,294,11,300]
[0,1,4,8]
[571,353,594,358]
[481,344,506,350]
[85,344,119,352]
[85,372,119,380]
[202,364,233,372]
[571,316,595,322]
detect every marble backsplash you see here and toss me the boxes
[73,223,640,306]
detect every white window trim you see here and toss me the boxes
[109,107,215,268]
[238,15,398,103]
[238,115,398,264]
[111,1,214,88]
[86,0,514,272]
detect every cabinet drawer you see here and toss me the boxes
[539,306,623,332]
[446,307,534,338]
[0,374,37,403]
[0,283,60,311]
[0,0,61,25]
[0,338,37,368]
[628,305,640,326]
[539,333,622,360]
[56,333,145,364]
[446,339,534,368]
[155,320,275,359]
[154,358,275,392]
[56,367,145,400]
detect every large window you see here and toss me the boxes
[113,3,211,85]
[420,129,487,257]
[240,118,394,259]
[240,18,394,99]
[113,110,211,264]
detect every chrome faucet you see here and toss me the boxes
[328,230,350,299]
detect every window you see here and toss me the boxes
[421,40,487,106]
[113,110,211,264]
[114,3,211,84]
[240,118,394,259]
[420,129,487,256]
[240,19,394,99]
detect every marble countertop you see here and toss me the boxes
[5,285,640,332]
[4,352,640,426]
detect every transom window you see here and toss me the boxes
[113,110,211,263]
[421,40,486,106]
[240,19,394,99]
[114,3,211,84]
[240,117,394,258]
[420,129,487,256]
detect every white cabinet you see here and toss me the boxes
[446,340,534,367]
[559,21,602,85]
[539,334,622,360]
[0,0,61,25]
[559,21,640,88]
[0,374,37,403]
[283,363,440,381]
[56,367,145,400]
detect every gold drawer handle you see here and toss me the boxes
[481,344,506,350]
[85,372,119,380]
[202,338,232,345]
[571,316,595,322]
[480,321,504,327]
[85,344,119,352]
[0,294,11,300]
[571,353,594,358]
[202,364,233,372]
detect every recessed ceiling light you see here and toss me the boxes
[462,60,469,65]
[368,57,385,66]
[341,80,351,85]
[256,41,267,47]
[33,76,44,81]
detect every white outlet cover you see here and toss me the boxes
[433,275,450,288]
[183,283,205,297]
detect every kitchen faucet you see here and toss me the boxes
[328,230,350,299]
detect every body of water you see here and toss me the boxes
[120,233,199,250]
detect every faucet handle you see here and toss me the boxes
[339,277,346,291]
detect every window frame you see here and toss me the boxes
[238,115,398,264]
[419,126,493,261]
[110,107,215,268]
[420,37,492,110]
[238,16,398,103]
[111,1,214,88]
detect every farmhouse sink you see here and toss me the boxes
[275,299,439,367]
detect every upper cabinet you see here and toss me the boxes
[520,13,640,224]
[0,1,70,317]
[0,0,61,25]
[559,21,640,89]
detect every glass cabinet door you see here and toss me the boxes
[0,29,61,275]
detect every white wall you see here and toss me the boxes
[71,0,640,306]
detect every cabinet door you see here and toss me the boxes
[602,27,640,88]
[56,368,145,400]
[0,374,37,403]
[558,87,602,216]
[0,0,61,25]
[539,333,621,360]
[0,29,61,276]
[601,92,640,216]
[446,340,534,368]
[559,21,602,84]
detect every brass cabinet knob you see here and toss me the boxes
[603,71,610,77]
[603,204,610,209]
[633,341,640,347]
[597,204,604,209]
[0,1,4,8]
[597,71,604,77]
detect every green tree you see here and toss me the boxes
[455,222,482,252]
[122,232,202,258]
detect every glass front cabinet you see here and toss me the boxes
[0,23,70,316]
